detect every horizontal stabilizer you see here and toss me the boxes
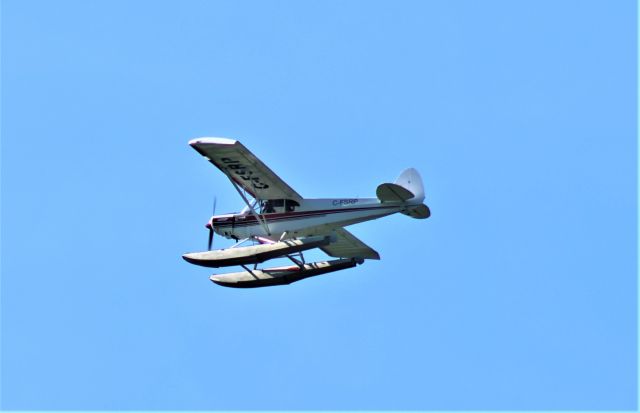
[376,183,415,202]
[401,203,431,219]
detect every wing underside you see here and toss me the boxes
[320,227,380,260]
[189,137,302,201]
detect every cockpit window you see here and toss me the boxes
[259,199,299,214]
[258,200,274,214]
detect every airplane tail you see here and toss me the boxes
[376,168,430,219]
[394,168,425,201]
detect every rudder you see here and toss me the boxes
[395,168,425,202]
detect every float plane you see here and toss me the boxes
[183,138,430,288]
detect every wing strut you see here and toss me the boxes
[227,177,271,235]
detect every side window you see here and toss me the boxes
[285,200,300,212]
[261,200,275,214]
[260,199,298,213]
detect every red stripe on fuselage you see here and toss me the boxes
[211,204,400,228]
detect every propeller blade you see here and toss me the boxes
[208,196,217,250]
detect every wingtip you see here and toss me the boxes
[188,137,238,147]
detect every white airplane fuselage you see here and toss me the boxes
[209,198,419,241]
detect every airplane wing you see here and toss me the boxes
[189,137,303,201]
[320,227,380,260]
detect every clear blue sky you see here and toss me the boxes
[1,0,636,410]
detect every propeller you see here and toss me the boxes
[207,196,217,251]
[207,226,214,250]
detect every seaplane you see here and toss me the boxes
[183,138,431,288]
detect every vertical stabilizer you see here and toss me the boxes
[395,168,425,202]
